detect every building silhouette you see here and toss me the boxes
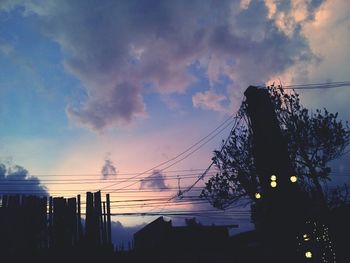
[133,216,237,263]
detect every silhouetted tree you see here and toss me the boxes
[201,85,350,209]
[327,183,350,209]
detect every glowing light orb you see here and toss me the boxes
[270,175,277,181]
[305,251,312,258]
[303,234,310,241]
[290,175,297,183]
[255,193,261,199]
[270,181,277,188]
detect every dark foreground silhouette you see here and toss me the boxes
[1,193,349,263]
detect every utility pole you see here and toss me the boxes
[244,86,308,262]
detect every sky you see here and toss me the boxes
[0,0,350,244]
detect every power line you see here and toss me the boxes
[283,80,350,90]
[102,115,238,193]
[171,115,243,201]
[6,80,350,219]
[2,189,205,194]
[145,114,243,215]
[0,173,217,183]
[23,168,209,177]
[107,211,250,217]
[5,170,350,182]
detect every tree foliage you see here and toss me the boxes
[201,85,350,209]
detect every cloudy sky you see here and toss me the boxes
[0,0,350,235]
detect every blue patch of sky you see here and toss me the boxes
[189,60,232,97]
[0,9,236,147]
[0,9,96,173]
[141,62,203,119]
[0,9,87,140]
[186,60,233,110]
[134,59,235,142]
[155,61,206,112]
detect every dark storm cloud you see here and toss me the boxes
[0,163,48,196]
[140,170,168,191]
[1,0,326,129]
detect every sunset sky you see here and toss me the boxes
[1,0,350,236]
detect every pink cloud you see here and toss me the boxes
[192,90,230,113]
